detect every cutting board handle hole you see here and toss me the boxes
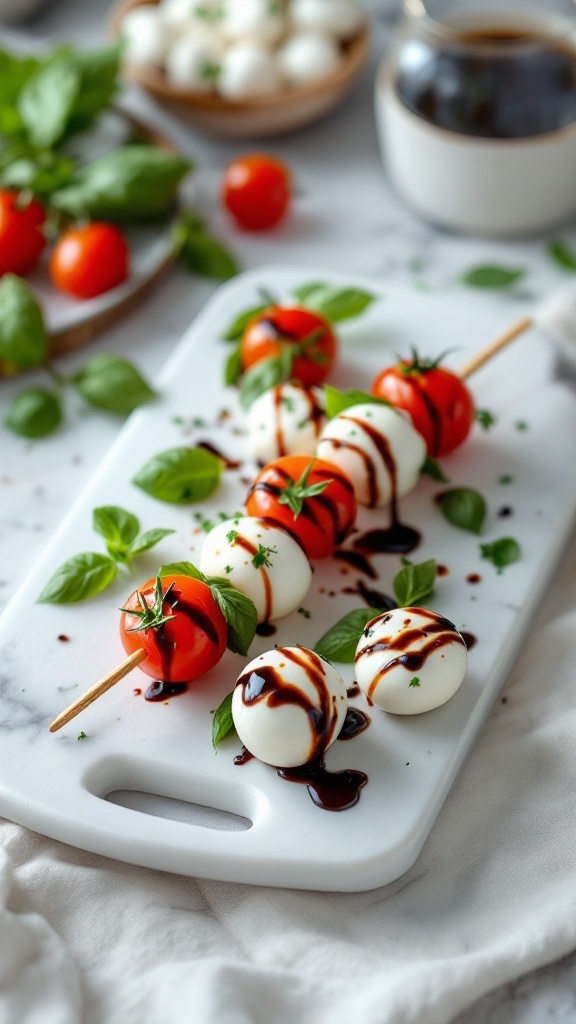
[104,789,252,832]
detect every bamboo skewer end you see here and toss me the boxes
[49,648,147,734]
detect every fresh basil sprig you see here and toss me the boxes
[314,558,438,663]
[239,346,294,408]
[480,537,520,573]
[212,692,236,749]
[222,304,268,342]
[38,506,175,603]
[393,558,436,607]
[172,211,238,280]
[548,240,576,272]
[460,265,525,289]
[133,446,224,504]
[292,282,377,323]
[436,488,486,534]
[324,385,393,420]
[73,355,156,414]
[160,560,257,656]
[5,387,62,439]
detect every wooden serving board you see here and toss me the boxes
[0,266,575,892]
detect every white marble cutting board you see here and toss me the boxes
[1,265,575,893]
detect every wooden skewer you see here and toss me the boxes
[49,648,147,733]
[458,315,533,380]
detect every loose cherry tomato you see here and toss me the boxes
[0,190,46,276]
[241,306,337,387]
[245,455,356,559]
[222,153,291,231]
[371,352,475,457]
[120,574,228,682]
[49,222,130,300]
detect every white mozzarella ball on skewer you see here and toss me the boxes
[219,0,286,45]
[165,32,224,90]
[121,6,172,67]
[200,516,311,622]
[291,0,364,40]
[278,32,341,86]
[232,645,348,767]
[355,607,468,714]
[247,383,327,463]
[316,402,426,508]
[218,42,284,99]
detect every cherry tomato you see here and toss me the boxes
[0,190,46,276]
[49,222,130,300]
[222,153,291,231]
[120,574,228,682]
[371,354,475,457]
[241,306,337,387]
[245,455,356,559]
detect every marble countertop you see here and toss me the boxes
[1,0,576,1019]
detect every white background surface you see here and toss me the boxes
[2,0,576,1021]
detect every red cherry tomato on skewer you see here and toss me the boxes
[120,574,228,682]
[371,351,475,457]
[241,306,337,387]
[245,454,356,560]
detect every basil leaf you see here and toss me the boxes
[548,240,576,272]
[314,607,383,664]
[18,51,80,148]
[173,212,238,280]
[223,304,267,341]
[38,552,117,604]
[159,561,206,581]
[73,355,156,414]
[324,384,393,419]
[420,455,449,483]
[0,153,76,200]
[207,578,257,656]
[0,50,41,130]
[68,44,120,133]
[293,283,376,323]
[393,559,436,607]
[52,145,191,224]
[224,343,243,386]
[93,506,140,557]
[239,354,287,409]
[5,388,62,438]
[0,275,46,370]
[480,537,520,573]
[212,692,236,749]
[437,488,486,534]
[133,446,223,504]
[128,528,176,556]
[460,265,525,289]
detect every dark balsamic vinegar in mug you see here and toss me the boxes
[396,24,576,138]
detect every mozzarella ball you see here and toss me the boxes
[247,383,327,463]
[161,0,221,31]
[121,6,172,66]
[316,402,426,508]
[220,0,286,45]
[232,645,348,767]
[218,42,283,99]
[355,607,467,714]
[278,32,341,86]
[291,0,364,40]
[200,516,311,622]
[165,33,224,90]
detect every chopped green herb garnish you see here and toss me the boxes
[499,474,513,485]
[252,544,277,569]
[479,537,520,573]
[476,409,496,430]
[409,677,420,688]
[77,731,87,740]
[298,607,311,619]
[227,529,238,544]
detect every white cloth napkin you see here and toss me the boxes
[2,530,576,1024]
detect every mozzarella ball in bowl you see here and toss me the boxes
[355,607,468,714]
[200,516,311,622]
[232,645,348,767]
[218,42,284,99]
[165,31,224,90]
[316,402,426,507]
[160,0,221,30]
[291,0,365,40]
[122,6,172,66]
[247,382,327,463]
[220,0,286,45]
[278,32,341,86]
